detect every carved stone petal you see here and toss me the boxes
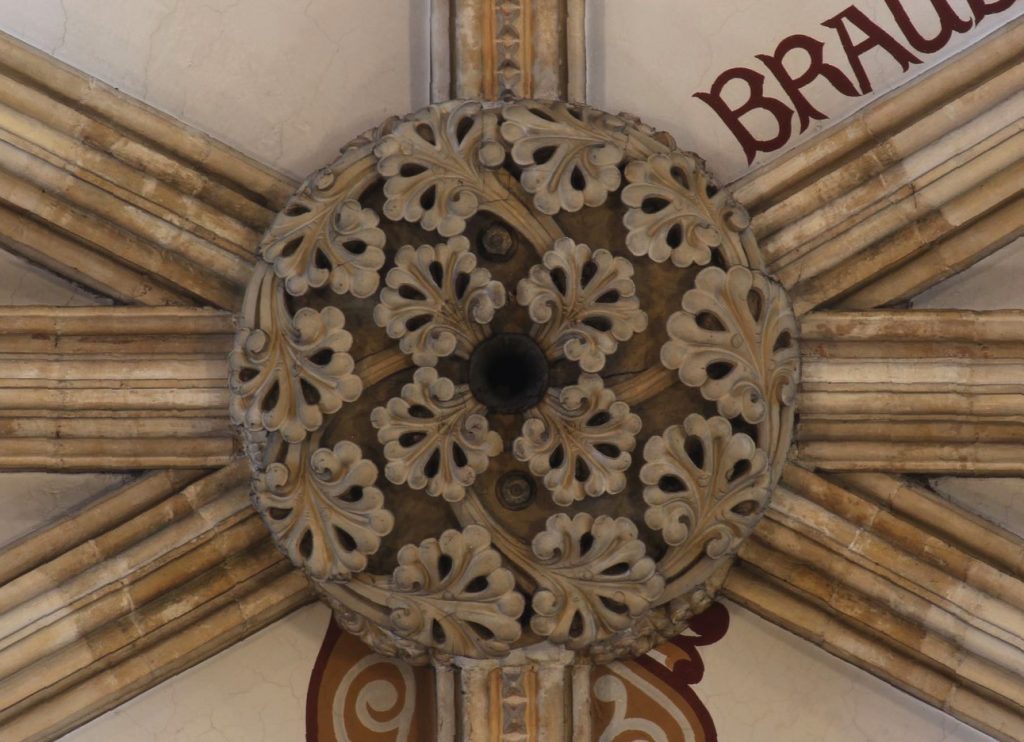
[623,150,757,269]
[229,269,363,444]
[516,238,647,372]
[263,188,386,298]
[374,236,506,366]
[501,101,625,215]
[641,414,769,557]
[376,101,501,237]
[255,440,393,580]
[513,374,641,506]
[371,367,502,502]
[388,525,525,658]
[661,265,799,424]
[530,513,664,649]
[622,152,719,267]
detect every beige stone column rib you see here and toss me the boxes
[0,463,313,741]
[727,465,1024,741]
[0,30,296,310]
[433,0,586,102]
[442,645,588,741]
[0,306,235,470]
[733,16,1024,211]
[795,309,1024,474]
[731,17,1024,312]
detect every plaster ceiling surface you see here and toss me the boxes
[914,237,1024,310]
[0,0,430,180]
[0,1,1018,183]
[0,472,132,549]
[0,248,108,308]
[61,600,992,741]
[589,0,1023,181]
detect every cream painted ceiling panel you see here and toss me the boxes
[913,237,1024,309]
[588,0,1023,182]
[0,248,107,307]
[930,477,1024,539]
[0,0,430,179]
[0,472,131,548]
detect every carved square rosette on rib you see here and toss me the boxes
[229,101,799,676]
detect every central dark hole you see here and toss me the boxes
[469,333,549,413]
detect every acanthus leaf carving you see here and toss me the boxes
[516,238,647,372]
[388,525,525,658]
[374,236,506,366]
[262,172,387,297]
[623,151,757,269]
[371,367,502,502]
[662,266,799,424]
[255,439,393,580]
[376,101,502,237]
[622,152,719,268]
[501,102,625,215]
[513,374,641,506]
[229,269,363,444]
[641,414,769,559]
[530,513,664,649]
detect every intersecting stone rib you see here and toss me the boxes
[0,463,312,741]
[0,306,235,471]
[796,309,1024,474]
[726,465,1024,741]
[734,17,1023,212]
[438,0,586,102]
[0,31,295,310]
[732,17,1024,313]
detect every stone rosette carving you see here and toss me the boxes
[230,100,799,665]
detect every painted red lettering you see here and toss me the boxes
[694,67,794,165]
[966,0,1018,22]
[756,34,860,133]
[823,5,922,94]
[886,0,973,54]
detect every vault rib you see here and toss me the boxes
[796,309,1024,474]
[0,306,235,471]
[0,463,312,740]
[0,30,297,309]
[726,465,1024,742]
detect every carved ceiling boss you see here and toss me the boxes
[228,98,800,667]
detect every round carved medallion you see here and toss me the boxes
[229,100,799,665]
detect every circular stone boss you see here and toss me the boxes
[229,99,799,665]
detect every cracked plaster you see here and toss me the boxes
[0,0,429,179]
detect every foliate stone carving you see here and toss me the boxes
[517,238,647,372]
[376,101,502,236]
[662,265,799,423]
[641,415,769,556]
[388,526,525,657]
[374,237,506,366]
[229,266,363,444]
[501,102,625,214]
[513,374,641,506]
[531,513,664,649]
[254,438,393,580]
[231,99,799,664]
[371,367,501,502]
[264,197,386,298]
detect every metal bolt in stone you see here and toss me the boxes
[479,224,517,261]
[497,471,535,510]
